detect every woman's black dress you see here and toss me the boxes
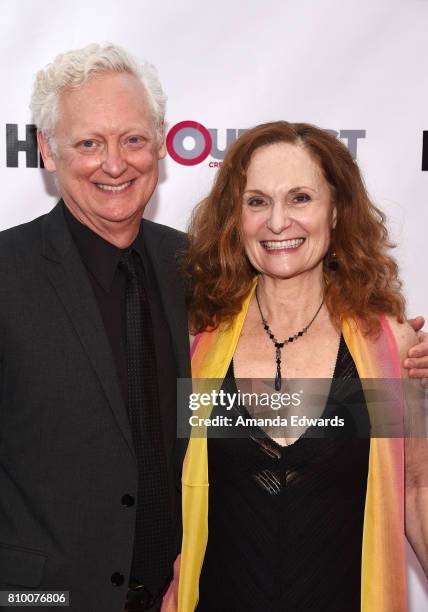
[197,335,371,612]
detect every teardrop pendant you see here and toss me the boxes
[255,287,324,395]
[275,362,282,391]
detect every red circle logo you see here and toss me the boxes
[166,121,212,166]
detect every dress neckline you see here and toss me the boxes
[228,333,347,451]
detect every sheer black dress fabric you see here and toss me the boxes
[197,335,371,612]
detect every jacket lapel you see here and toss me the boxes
[41,202,135,459]
[143,221,191,468]
[143,223,190,379]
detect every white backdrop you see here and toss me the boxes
[1,0,427,608]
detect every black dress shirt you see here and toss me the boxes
[63,203,178,508]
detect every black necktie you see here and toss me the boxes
[119,250,172,592]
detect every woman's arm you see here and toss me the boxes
[405,435,428,578]
[161,554,180,611]
[388,317,428,578]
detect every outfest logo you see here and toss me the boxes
[5,121,367,168]
[166,120,367,167]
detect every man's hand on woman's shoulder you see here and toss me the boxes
[406,317,428,385]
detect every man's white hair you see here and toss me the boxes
[30,42,167,150]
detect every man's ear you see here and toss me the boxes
[37,130,57,172]
[158,140,167,160]
[157,123,167,160]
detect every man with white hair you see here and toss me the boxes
[0,43,189,611]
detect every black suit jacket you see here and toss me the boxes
[0,203,190,611]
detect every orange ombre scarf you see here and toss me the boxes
[179,281,407,611]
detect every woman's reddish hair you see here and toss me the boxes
[182,121,405,334]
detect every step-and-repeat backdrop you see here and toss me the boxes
[1,0,427,608]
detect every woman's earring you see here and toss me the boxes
[327,251,338,271]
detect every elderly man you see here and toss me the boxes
[0,44,189,612]
[0,43,427,612]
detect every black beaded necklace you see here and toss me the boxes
[255,287,324,391]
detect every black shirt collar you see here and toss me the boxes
[63,202,145,292]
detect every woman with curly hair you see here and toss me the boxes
[176,121,428,611]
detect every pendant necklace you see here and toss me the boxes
[255,287,324,391]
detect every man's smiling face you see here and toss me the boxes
[39,71,165,242]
